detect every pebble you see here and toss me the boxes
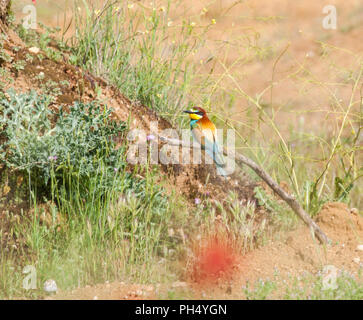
[356,245,363,251]
[44,279,57,293]
[350,208,359,215]
[93,296,98,300]
[353,257,360,264]
[29,47,40,54]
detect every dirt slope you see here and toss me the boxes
[243,202,362,283]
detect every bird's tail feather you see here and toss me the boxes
[204,143,227,178]
[216,165,227,178]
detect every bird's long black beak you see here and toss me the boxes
[183,110,193,114]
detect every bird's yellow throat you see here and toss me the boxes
[189,113,202,120]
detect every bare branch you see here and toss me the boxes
[159,135,330,244]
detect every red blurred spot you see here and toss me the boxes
[189,235,238,285]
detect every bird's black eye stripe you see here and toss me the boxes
[196,111,204,116]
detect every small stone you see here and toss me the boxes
[93,296,98,300]
[353,257,360,264]
[43,279,57,293]
[350,208,359,215]
[356,245,363,251]
[29,47,40,54]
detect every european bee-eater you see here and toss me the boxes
[183,107,227,177]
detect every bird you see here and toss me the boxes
[183,107,227,177]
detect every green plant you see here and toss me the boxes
[15,22,68,63]
[243,279,277,300]
[12,60,26,73]
[0,90,185,298]
[194,191,268,253]
[283,270,363,300]
[70,0,207,123]
[0,90,125,188]
[254,186,299,230]
[25,53,34,63]
[39,80,62,98]
[0,33,12,65]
